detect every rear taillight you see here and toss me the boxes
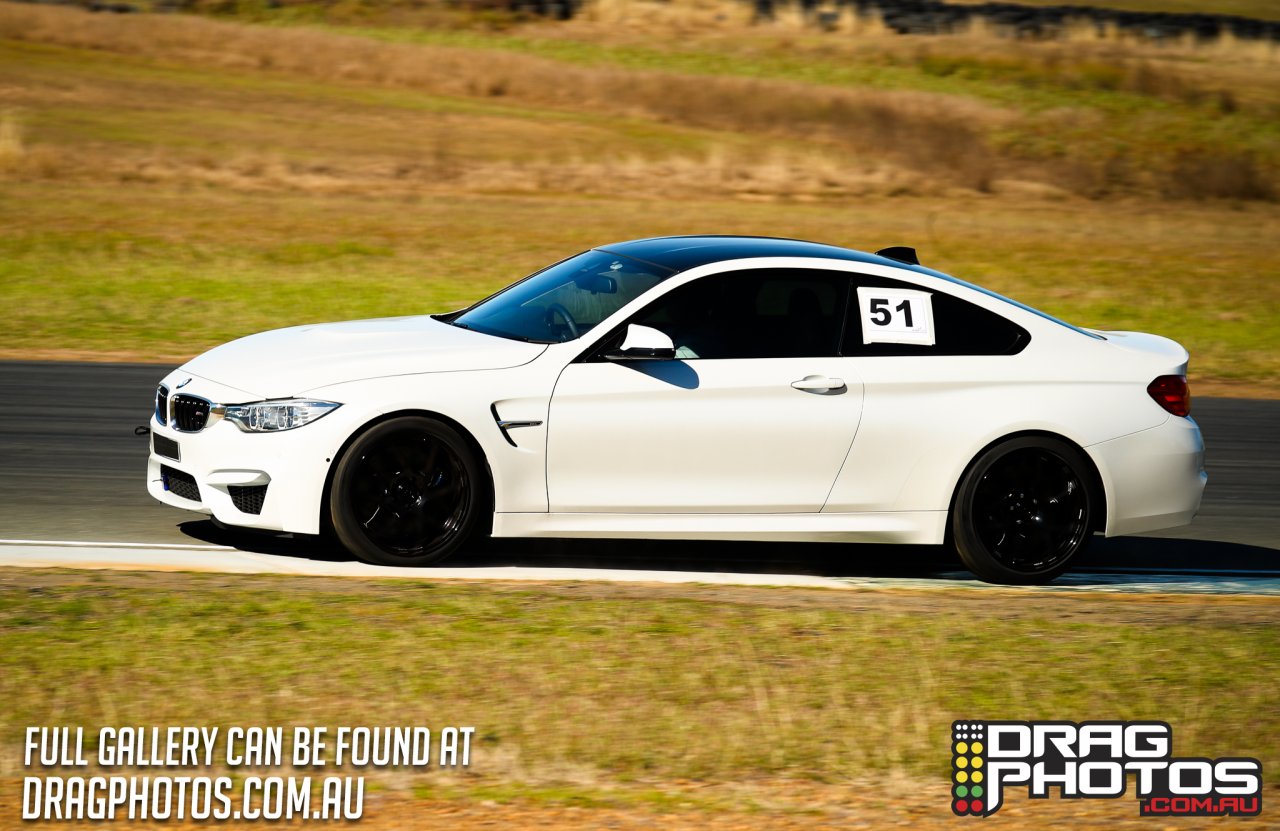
[1147,375,1190,417]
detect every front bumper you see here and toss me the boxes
[146,377,354,535]
[1090,414,1207,537]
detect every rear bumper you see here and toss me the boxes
[1089,415,1207,537]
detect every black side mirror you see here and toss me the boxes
[603,324,676,361]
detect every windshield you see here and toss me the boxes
[450,250,671,343]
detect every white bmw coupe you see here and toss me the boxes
[147,236,1206,584]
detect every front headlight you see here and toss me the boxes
[223,399,342,433]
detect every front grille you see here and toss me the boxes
[229,484,268,515]
[160,464,200,502]
[156,384,169,425]
[152,434,180,461]
[171,394,210,432]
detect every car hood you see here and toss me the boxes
[180,315,546,398]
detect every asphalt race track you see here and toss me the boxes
[1,361,1276,593]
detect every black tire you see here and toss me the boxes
[951,436,1095,585]
[329,416,483,567]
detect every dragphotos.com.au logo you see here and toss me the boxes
[951,720,1261,818]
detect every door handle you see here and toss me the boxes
[791,375,846,393]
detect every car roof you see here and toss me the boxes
[595,235,943,278]
[595,235,1103,341]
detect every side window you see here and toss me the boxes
[628,269,849,359]
[842,276,1029,356]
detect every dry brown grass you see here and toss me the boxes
[0,40,952,202]
[574,0,1280,53]
[1166,149,1275,201]
[560,1,1280,108]
[3,3,1277,200]
[9,143,936,202]
[949,0,1280,22]
[0,110,20,173]
[0,3,1015,193]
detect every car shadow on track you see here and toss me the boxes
[177,520,1280,583]
[179,519,955,576]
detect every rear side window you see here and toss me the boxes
[842,276,1029,356]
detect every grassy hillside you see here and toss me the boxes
[0,2,1277,393]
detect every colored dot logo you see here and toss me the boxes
[952,721,986,816]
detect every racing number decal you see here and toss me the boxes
[856,286,936,346]
[868,298,912,327]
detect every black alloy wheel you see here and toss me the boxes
[330,417,483,567]
[951,436,1094,584]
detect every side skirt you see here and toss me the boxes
[492,511,948,545]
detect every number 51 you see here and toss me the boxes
[869,298,914,327]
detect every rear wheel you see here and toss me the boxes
[329,417,483,567]
[951,437,1094,585]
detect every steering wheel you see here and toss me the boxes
[545,302,581,340]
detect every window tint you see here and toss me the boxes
[842,276,1029,356]
[628,269,849,359]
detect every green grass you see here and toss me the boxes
[2,573,1278,791]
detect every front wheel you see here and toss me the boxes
[329,417,484,567]
[951,437,1095,585]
